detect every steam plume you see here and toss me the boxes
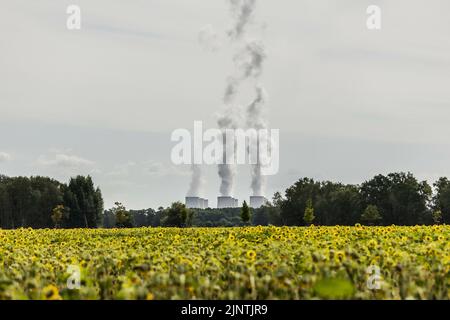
[216,0,268,197]
[187,164,204,197]
[246,86,268,196]
[227,0,257,39]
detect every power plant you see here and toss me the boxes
[185,195,268,209]
[185,196,209,209]
[249,196,267,208]
[217,196,239,208]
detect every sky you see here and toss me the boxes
[1,0,450,209]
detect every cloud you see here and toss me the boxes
[37,153,94,168]
[0,152,12,162]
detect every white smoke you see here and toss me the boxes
[216,0,268,197]
[246,86,268,196]
[191,0,268,197]
[217,104,243,196]
[227,0,257,39]
[187,164,205,197]
[234,40,265,79]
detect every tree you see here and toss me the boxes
[63,176,103,228]
[361,205,382,225]
[266,192,283,225]
[0,175,102,229]
[51,205,66,228]
[112,202,133,228]
[240,200,251,224]
[161,202,192,227]
[432,178,450,224]
[303,198,315,225]
[279,178,321,225]
[432,210,442,225]
[6,176,33,228]
[360,172,431,225]
[252,207,269,226]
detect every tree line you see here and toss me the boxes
[273,172,445,226]
[1,171,450,229]
[103,172,450,228]
[0,175,103,229]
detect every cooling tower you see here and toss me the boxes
[217,196,239,209]
[185,197,208,209]
[249,196,267,208]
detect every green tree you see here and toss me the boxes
[432,178,450,224]
[432,209,442,224]
[303,198,315,225]
[361,205,382,225]
[113,202,133,228]
[360,172,431,225]
[0,175,101,229]
[63,176,103,228]
[51,205,66,228]
[279,178,321,225]
[162,202,192,227]
[0,180,13,229]
[241,200,251,224]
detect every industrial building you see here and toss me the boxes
[185,196,209,209]
[249,196,268,208]
[187,195,267,209]
[217,196,239,208]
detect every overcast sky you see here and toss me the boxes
[1,0,450,209]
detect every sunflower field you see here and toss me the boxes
[0,225,449,300]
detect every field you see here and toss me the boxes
[0,225,449,300]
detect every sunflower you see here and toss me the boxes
[367,239,378,249]
[246,250,257,260]
[334,250,345,263]
[42,285,62,300]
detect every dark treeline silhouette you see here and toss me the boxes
[102,172,449,228]
[275,172,437,226]
[1,172,449,228]
[0,175,103,229]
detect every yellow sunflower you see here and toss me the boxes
[42,285,62,300]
